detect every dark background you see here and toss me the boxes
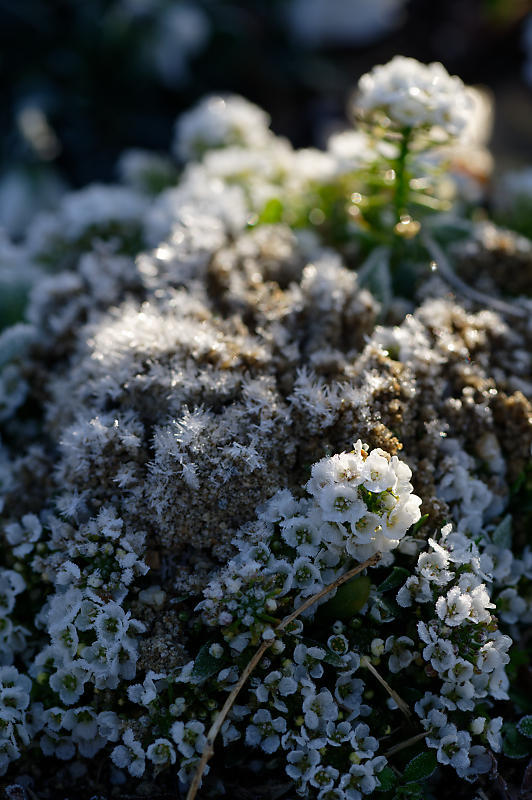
[0,0,531,190]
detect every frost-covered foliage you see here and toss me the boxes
[1,56,531,798]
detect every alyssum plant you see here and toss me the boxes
[0,56,531,799]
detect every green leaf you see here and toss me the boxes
[412,513,429,535]
[257,197,284,225]
[376,766,397,792]
[190,642,226,683]
[377,567,410,593]
[492,515,512,549]
[403,751,438,784]
[503,723,532,759]
[518,716,532,739]
[317,576,371,621]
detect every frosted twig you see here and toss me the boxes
[185,552,382,800]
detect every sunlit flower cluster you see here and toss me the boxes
[354,55,474,139]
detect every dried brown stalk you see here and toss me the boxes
[185,551,382,800]
[360,655,412,721]
[383,730,427,757]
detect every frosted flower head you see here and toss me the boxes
[353,56,474,140]
[173,95,273,162]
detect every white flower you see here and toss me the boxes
[254,670,297,713]
[486,717,503,752]
[417,623,456,672]
[385,635,415,673]
[5,513,42,557]
[396,575,433,607]
[146,737,176,765]
[437,728,471,770]
[55,561,81,586]
[316,483,366,526]
[302,689,338,731]
[292,557,322,593]
[170,719,206,758]
[294,643,326,679]
[0,570,25,614]
[326,720,353,746]
[496,587,527,625]
[340,756,387,798]
[350,723,379,758]
[245,708,286,754]
[49,665,89,705]
[127,671,165,706]
[62,707,98,741]
[309,764,340,791]
[382,495,421,539]
[435,587,472,627]
[354,56,474,138]
[361,449,396,493]
[418,543,453,586]
[111,728,146,777]
[280,515,323,556]
[285,746,321,782]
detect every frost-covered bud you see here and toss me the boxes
[370,638,385,657]
[208,643,224,659]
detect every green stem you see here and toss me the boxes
[393,127,412,224]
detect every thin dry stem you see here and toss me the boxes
[185,552,381,800]
[360,655,412,721]
[423,233,527,320]
[384,730,427,757]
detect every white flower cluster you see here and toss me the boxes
[0,667,32,775]
[354,55,474,138]
[120,445,419,795]
[173,94,274,162]
[0,504,149,773]
[0,569,28,667]
[199,442,421,646]
[398,525,511,777]
[158,620,388,798]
